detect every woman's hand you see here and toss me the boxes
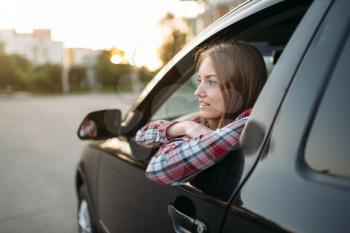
[166,121,213,138]
[184,121,213,138]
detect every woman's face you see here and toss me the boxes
[195,56,225,121]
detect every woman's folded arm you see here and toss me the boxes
[135,120,176,148]
[145,116,248,185]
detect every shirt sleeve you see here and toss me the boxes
[135,120,177,148]
[145,116,248,185]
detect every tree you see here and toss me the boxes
[158,29,187,65]
[0,55,20,89]
[69,65,87,91]
[158,12,189,66]
[95,50,133,92]
[10,54,31,72]
[0,54,29,91]
[26,64,62,93]
[0,41,5,55]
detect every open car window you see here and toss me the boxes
[151,74,199,121]
[151,40,283,122]
[143,0,313,202]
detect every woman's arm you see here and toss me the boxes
[135,120,176,148]
[135,116,207,147]
[145,116,249,185]
[166,121,213,138]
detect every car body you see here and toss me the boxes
[75,0,350,232]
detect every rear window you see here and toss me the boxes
[304,35,350,179]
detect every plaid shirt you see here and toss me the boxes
[135,109,252,185]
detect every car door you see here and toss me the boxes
[222,0,350,232]
[96,74,230,233]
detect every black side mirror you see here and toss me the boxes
[77,109,122,140]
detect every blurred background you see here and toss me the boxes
[0,0,244,232]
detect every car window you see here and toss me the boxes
[145,1,313,202]
[304,35,350,179]
[152,74,199,120]
[254,42,284,76]
[151,41,281,122]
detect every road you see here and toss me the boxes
[0,93,137,233]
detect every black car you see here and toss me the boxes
[75,0,350,232]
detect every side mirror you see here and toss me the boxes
[77,109,122,140]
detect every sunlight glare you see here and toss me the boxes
[128,42,163,71]
[110,54,123,64]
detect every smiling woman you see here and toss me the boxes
[195,56,226,128]
[135,40,267,191]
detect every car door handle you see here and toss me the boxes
[168,204,207,233]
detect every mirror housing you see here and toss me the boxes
[77,109,122,140]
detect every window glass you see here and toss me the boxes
[254,42,284,76]
[304,36,350,178]
[152,74,199,120]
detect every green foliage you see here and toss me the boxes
[69,65,87,91]
[0,41,5,55]
[0,54,28,90]
[158,29,187,65]
[158,12,188,66]
[138,67,157,86]
[0,52,65,93]
[10,54,31,71]
[95,50,134,92]
[0,48,155,94]
[26,64,63,93]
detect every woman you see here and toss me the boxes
[136,40,267,185]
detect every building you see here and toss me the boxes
[64,47,101,67]
[0,29,63,65]
[64,48,102,89]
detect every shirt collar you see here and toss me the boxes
[235,108,252,120]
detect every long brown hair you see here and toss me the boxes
[195,40,267,128]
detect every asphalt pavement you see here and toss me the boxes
[0,92,137,233]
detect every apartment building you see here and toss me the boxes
[0,29,63,65]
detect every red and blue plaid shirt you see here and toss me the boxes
[135,108,252,185]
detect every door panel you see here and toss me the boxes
[97,149,227,233]
[223,0,350,232]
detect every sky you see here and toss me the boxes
[0,0,203,69]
